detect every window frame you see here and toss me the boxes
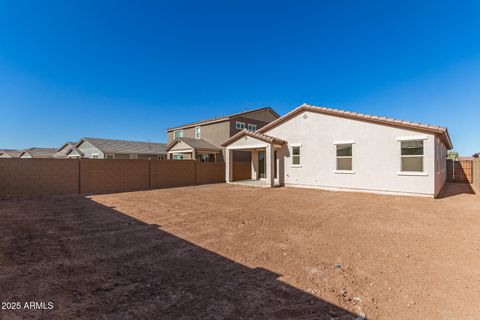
[105,154,115,160]
[130,154,138,160]
[247,124,257,132]
[92,154,99,159]
[199,153,215,163]
[235,121,246,130]
[291,145,301,167]
[174,129,184,139]
[335,143,354,173]
[173,154,184,160]
[195,126,201,139]
[399,139,425,174]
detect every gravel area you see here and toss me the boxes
[1,183,479,319]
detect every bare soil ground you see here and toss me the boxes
[1,183,479,320]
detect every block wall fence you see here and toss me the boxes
[0,159,225,196]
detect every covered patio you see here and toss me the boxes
[222,130,287,187]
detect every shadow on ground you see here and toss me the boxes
[0,195,360,319]
[437,182,476,199]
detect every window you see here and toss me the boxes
[292,146,301,165]
[401,140,424,172]
[247,124,257,132]
[158,155,165,160]
[235,122,246,130]
[199,153,215,162]
[336,144,353,171]
[92,154,99,159]
[174,130,184,139]
[105,154,114,159]
[130,154,138,159]
[195,126,201,139]
[173,154,184,160]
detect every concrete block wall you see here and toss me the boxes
[232,162,251,181]
[196,162,225,185]
[80,159,150,194]
[0,159,79,196]
[0,159,225,196]
[151,160,196,188]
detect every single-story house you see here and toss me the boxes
[20,148,58,158]
[0,149,22,158]
[222,104,453,198]
[53,142,84,159]
[165,137,222,161]
[75,137,167,159]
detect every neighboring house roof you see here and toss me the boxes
[222,129,287,147]
[166,137,222,153]
[166,107,280,131]
[20,148,58,158]
[0,149,22,158]
[79,137,167,155]
[53,142,84,158]
[259,103,453,149]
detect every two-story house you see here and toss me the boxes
[165,107,279,162]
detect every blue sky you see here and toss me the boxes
[0,1,479,155]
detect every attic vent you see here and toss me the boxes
[303,114,308,119]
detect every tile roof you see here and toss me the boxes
[21,148,58,158]
[166,137,221,152]
[0,149,22,158]
[222,129,287,147]
[259,103,453,149]
[80,138,167,155]
[166,107,279,131]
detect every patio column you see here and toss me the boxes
[265,143,275,187]
[225,148,233,182]
[251,150,258,180]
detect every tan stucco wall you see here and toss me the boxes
[265,110,441,196]
[169,140,194,152]
[167,121,230,145]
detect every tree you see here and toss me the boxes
[447,150,458,160]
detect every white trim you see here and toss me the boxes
[247,124,257,132]
[174,129,184,139]
[334,170,355,174]
[167,149,193,153]
[397,171,428,176]
[194,126,201,139]
[289,143,302,147]
[290,165,302,168]
[397,135,428,141]
[227,144,268,150]
[333,140,355,145]
[235,121,246,129]
[284,183,434,198]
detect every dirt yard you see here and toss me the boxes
[1,183,479,320]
